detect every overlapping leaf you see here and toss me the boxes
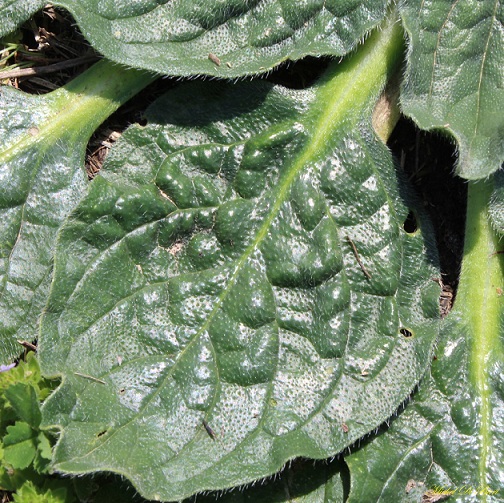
[0,83,88,364]
[2,1,502,180]
[39,20,440,501]
[345,317,504,502]
[0,0,392,76]
[0,0,45,38]
[0,61,154,364]
[400,0,504,180]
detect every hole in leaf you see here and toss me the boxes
[388,116,465,316]
[96,430,108,438]
[400,327,413,338]
[265,55,332,89]
[403,211,418,233]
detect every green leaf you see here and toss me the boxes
[33,432,53,473]
[5,382,42,428]
[36,432,52,462]
[0,60,155,364]
[0,0,392,77]
[399,0,504,180]
[345,179,504,502]
[40,16,440,500]
[0,0,46,38]
[0,353,56,410]
[3,421,37,469]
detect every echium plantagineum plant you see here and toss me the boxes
[0,0,503,502]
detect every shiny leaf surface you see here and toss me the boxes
[40,19,440,501]
[0,0,391,77]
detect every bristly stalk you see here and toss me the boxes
[453,177,504,499]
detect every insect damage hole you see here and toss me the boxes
[400,327,413,338]
[403,211,418,234]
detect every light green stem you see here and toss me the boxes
[454,179,504,499]
[1,59,157,162]
[55,59,158,137]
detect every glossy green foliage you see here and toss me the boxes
[0,354,152,502]
[0,1,501,502]
[0,0,391,77]
[0,87,86,363]
[38,19,440,500]
[345,317,504,502]
[400,0,504,179]
[344,179,504,503]
[0,61,155,364]
[1,1,502,180]
[0,0,46,38]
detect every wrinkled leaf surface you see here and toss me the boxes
[0,0,391,76]
[0,61,154,364]
[40,20,440,501]
[0,85,87,363]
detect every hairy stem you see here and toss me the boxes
[454,178,504,500]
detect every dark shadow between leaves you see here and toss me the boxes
[145,79,275,128]
[185,457,349,503]
[388,117,465,303]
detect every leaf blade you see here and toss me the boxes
[40,15,438,499]
[5,382,42,428]
[39,17,441,501]
[0,0,392,76]
[0,60,155,364]
[346,178,504,502]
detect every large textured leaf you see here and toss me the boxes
[400,0,504,180]
[0,0,392,77]
[39,18,440,501]
[345,179,504,502]
[0,61,155,364]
